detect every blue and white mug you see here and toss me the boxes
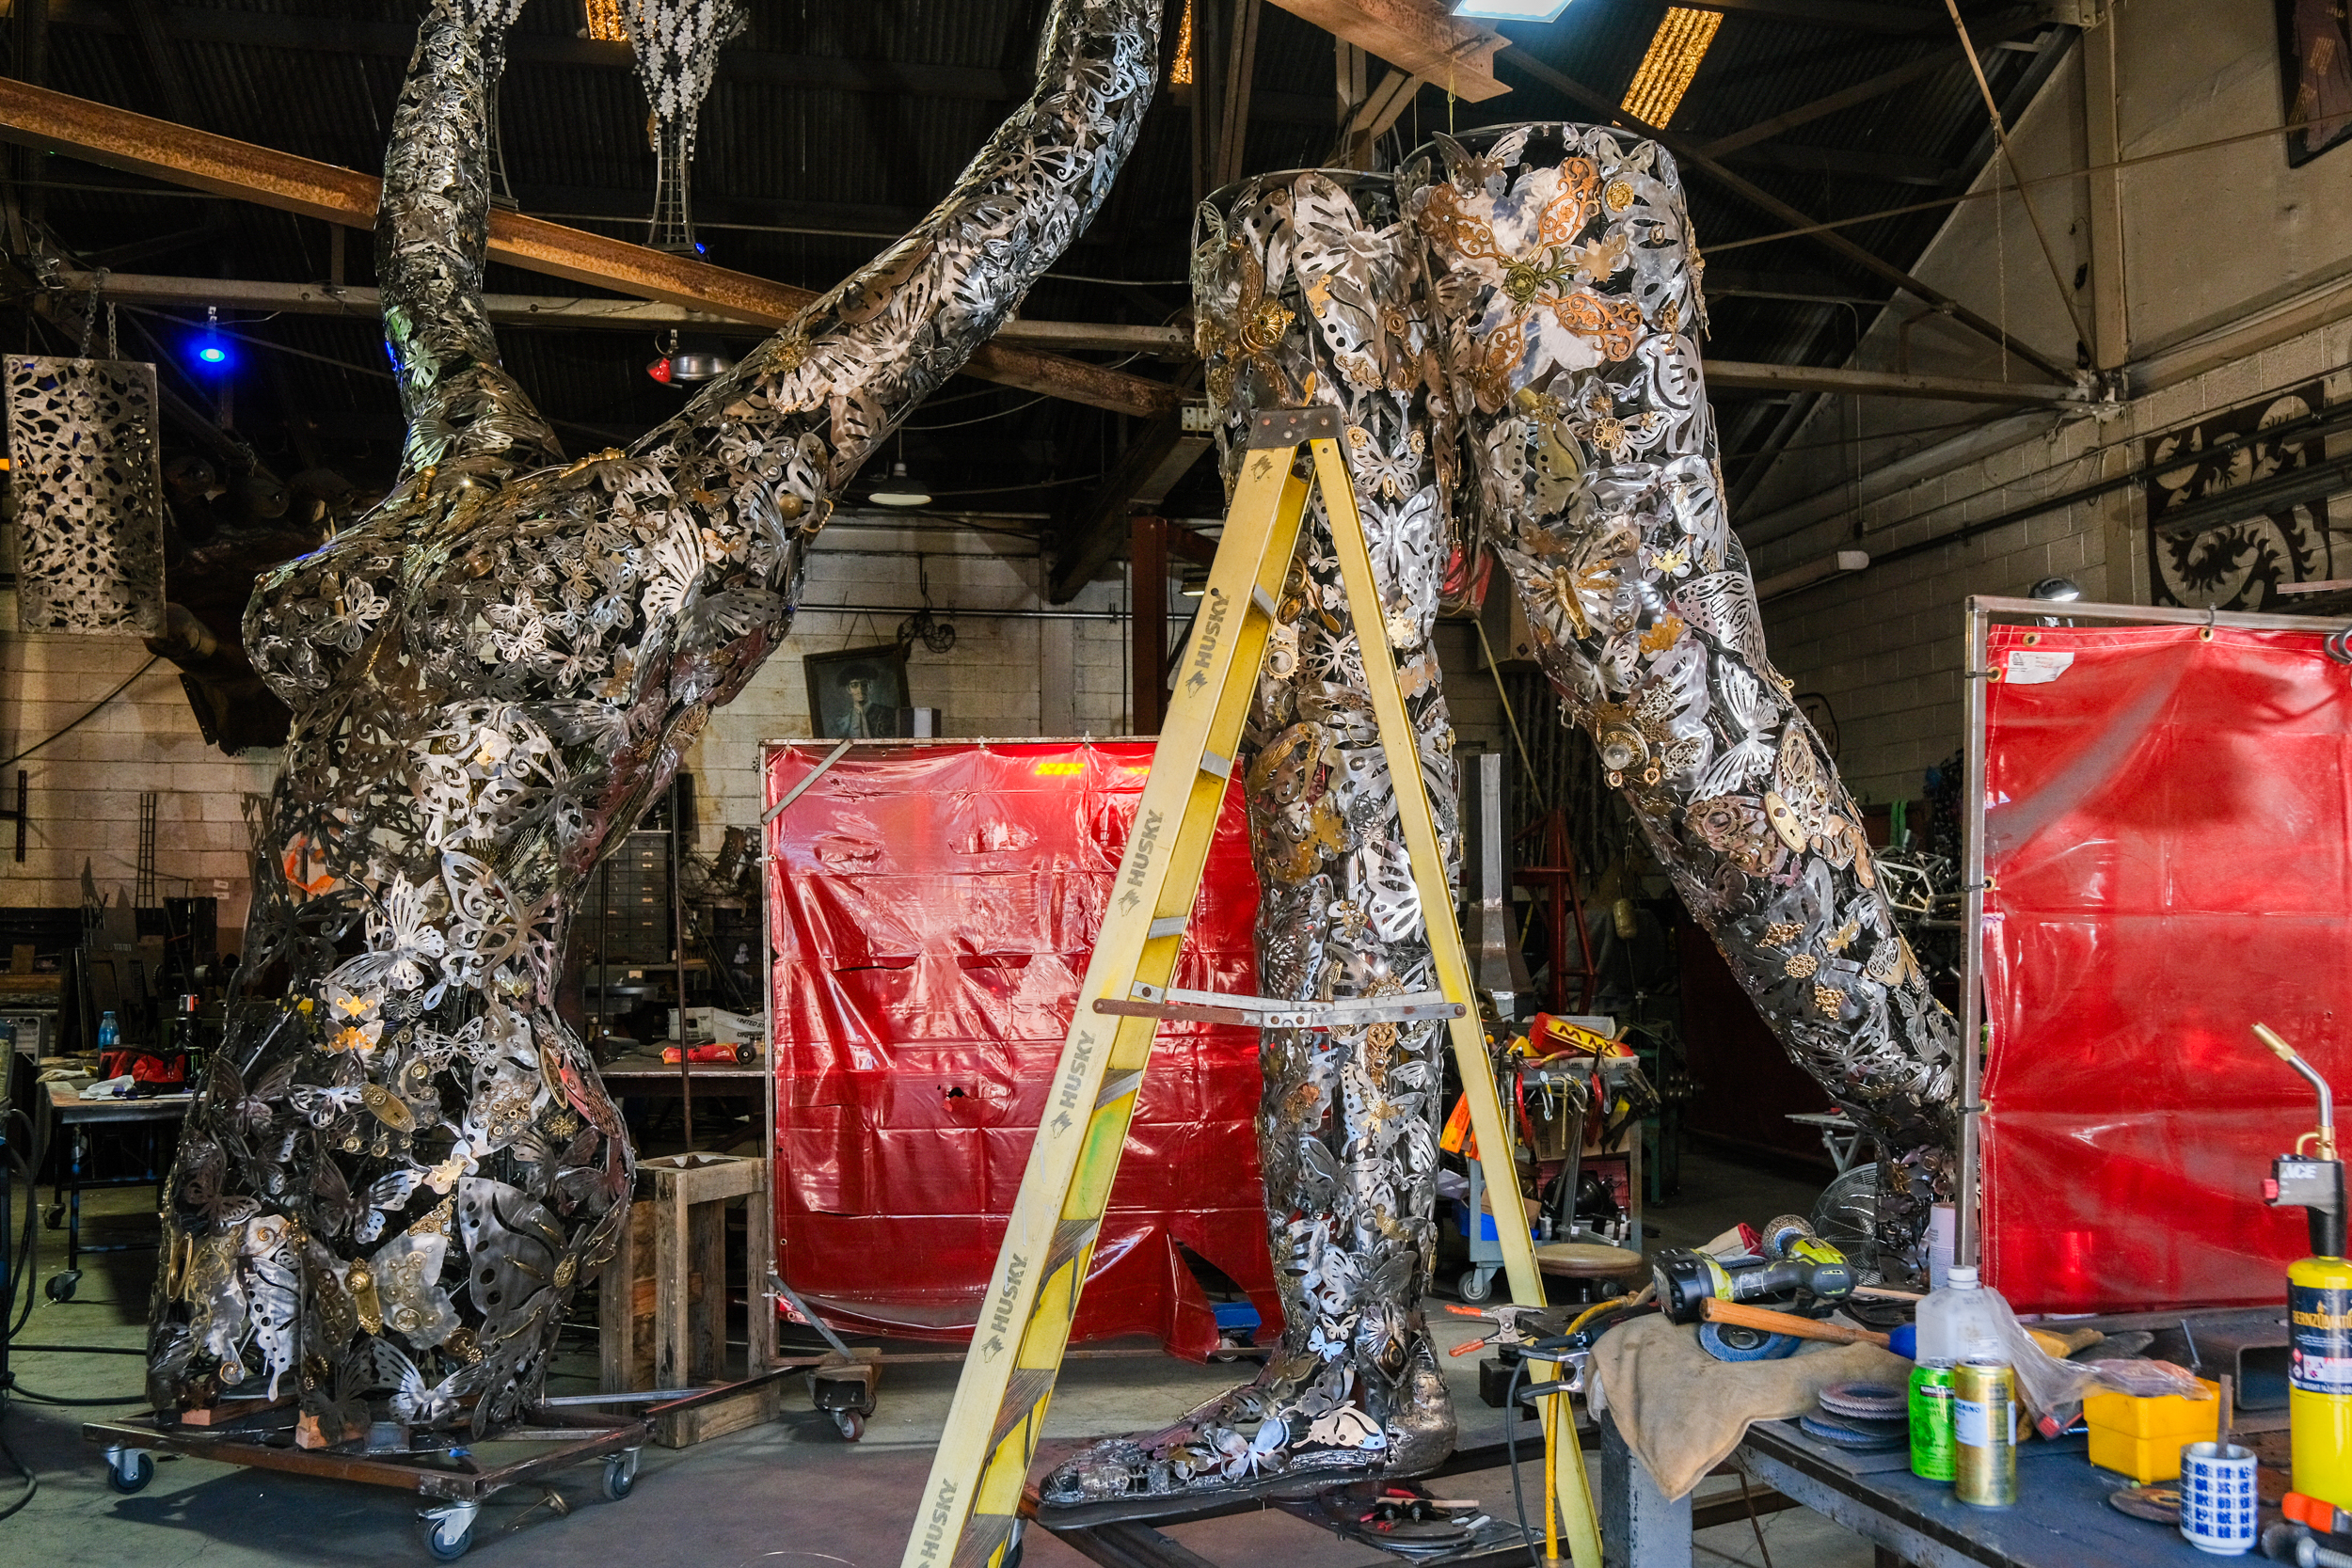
[2178,1440,2258,1556]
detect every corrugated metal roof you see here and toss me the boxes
[19,0,2071,514]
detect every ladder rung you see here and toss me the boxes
[1200,751,1232,780]
[1146,915,1187,940]
[1104,985,1465,1029]
[1251,584,1278,621]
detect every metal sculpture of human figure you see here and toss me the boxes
[145,0,1159,1426]
[1041,128,1957,1521]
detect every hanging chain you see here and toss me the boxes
[76,268,109,358]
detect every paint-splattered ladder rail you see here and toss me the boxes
[900,409,1601,1568]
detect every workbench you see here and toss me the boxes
[1602,1408,2256,1567]
[38,1076,191,1300]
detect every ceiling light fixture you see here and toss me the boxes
[645,329,733,385]
[1453,0,1576,20]
[1621,7,1723,129]
[868,446,932,508]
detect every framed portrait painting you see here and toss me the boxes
[805,641,912,739]
[2280,0,2352,166]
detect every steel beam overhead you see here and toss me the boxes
[55,273,1196,355]
[56,274,2084,410]
[1704,359,2083,404]
[1497,48,2083,386]
[0,80,1180,419]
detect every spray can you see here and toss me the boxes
[2258,1025,2352,1510]
[1908,1362,1957,1481]
[1952,1359,2017,1508]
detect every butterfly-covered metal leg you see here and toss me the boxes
[1402,125,1960,1265]
[147,0,1164,1424]
[1040,170,1465,1524]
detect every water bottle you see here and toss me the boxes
[1914,1265,2010,1366]
[97,1009,119,1050]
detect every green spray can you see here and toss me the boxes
[1909,1361,1957,1482]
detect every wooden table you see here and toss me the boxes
[38,1077,192,1300]
[1603,1407,2252,1567]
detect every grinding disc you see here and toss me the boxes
[2106,1484,2182,1525]
[1799,1413,1909,1451]
[1818,1381,1909,1421]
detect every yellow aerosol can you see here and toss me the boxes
[2257,1024,2352,1512]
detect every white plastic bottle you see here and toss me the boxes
[1915,1265,2010,1367]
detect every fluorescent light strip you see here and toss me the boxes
[1453,0,1577,20]
[582,0,628,43]
[1621,7,1724,129]
[1172,0,1195,87]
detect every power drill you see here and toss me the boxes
[1654,1215,1856,1324]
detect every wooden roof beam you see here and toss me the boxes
[1265,0,1509,102]
[0,79,1180,420]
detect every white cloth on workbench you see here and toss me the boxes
[1588,1312,1913,1499]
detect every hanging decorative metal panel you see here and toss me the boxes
[8,354,166,636]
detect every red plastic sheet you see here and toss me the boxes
[763,739,1279,1357]
[1979,622,2352,1312]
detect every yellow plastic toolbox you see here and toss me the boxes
[2084,1379,2220,1481]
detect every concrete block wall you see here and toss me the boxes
[0,618,278,939]
[684,516,1132,842]
[1752,316,2352,806]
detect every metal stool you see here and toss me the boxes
[1534,1240,1645,1306]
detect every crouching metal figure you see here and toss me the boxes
[145,0,1160,1427]
[1041,127,1957,1522]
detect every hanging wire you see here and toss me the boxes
[1944,0,2092,360]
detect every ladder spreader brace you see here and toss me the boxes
[899,408,1605,1568]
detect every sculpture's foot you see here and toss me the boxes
[1035,1340,1455,1526]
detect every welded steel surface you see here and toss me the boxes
[1049,126,1960,1522]
[1042,168,1464,1516]
[146,0,1158,1425]
[1403,122,1959,1232]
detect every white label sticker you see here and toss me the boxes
[2006,650,2074,684]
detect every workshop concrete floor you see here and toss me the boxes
[0,1145,1878,1567]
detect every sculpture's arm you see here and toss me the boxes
[644,0,1163,499]
[376,0,563,484]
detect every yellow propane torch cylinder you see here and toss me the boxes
[2290,1253,2352,1510]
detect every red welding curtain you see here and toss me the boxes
[1979,621,2352,1312]
[764,739,1279,1357]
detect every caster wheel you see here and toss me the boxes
[47,1269,81,1303]
[422,1522,475,1561]
[105,1451,153,1495]
[420,1511,478,1561]
[601,1449,640,1501]
[834,1409,865,1442]
[1456,1268,1493,1305]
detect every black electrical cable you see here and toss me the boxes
[1,1378,146,1405]
[1503,1360,1536,1560]
[0,1422,36,1524]
[0,657,162,771]
[10,1344,145,1354]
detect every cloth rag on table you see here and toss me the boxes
[1588,1313,1913,1499]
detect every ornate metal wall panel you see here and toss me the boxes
[8,355,165,636]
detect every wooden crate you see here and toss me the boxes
[597,1152,778,1447]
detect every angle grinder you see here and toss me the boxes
[1654,1214,1856,1362]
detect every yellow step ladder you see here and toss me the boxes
[899,409,1603,1568]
